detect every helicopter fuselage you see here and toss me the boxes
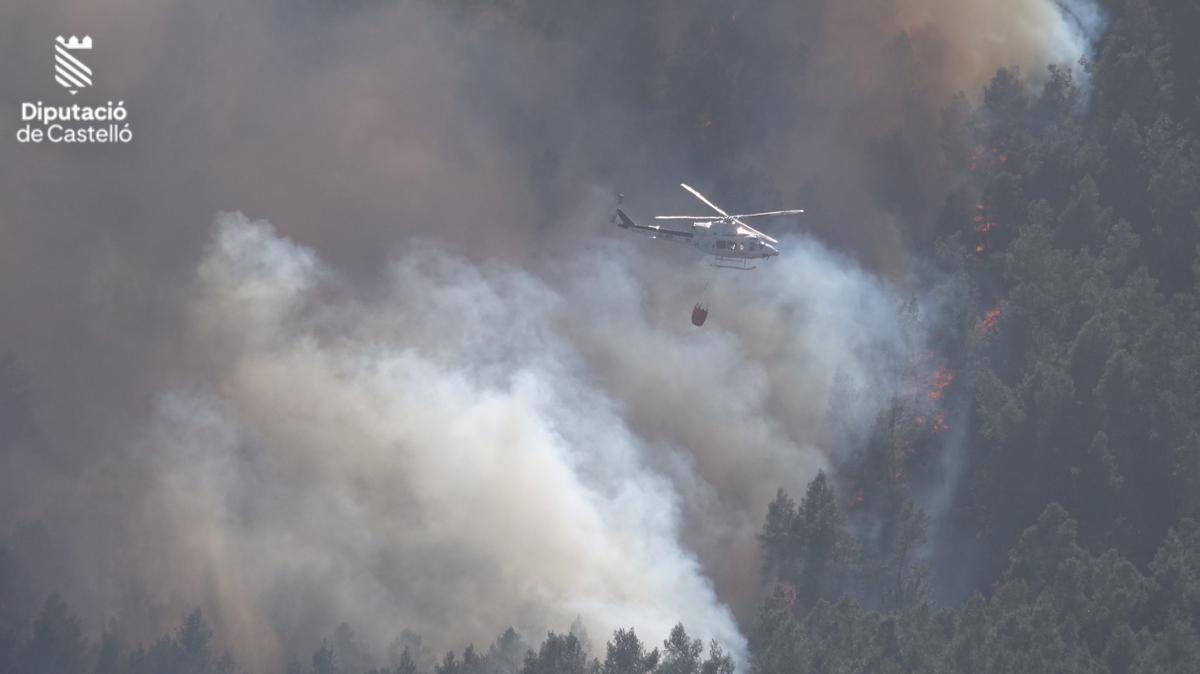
[614,209,779,264]
[688,223,780,260]
[613,183,800,268]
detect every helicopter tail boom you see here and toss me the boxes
[616,209,694,239]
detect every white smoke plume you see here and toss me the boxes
[113,210,920,669]
[0,0,1105,670]
[882,0,1106,91]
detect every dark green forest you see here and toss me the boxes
[751,0,1200,669]
[4,0,1200,672]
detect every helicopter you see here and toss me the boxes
[614,183,804,269]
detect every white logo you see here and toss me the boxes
[54,35,93,95]
[15,34,133,145]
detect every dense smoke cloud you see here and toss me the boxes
[0,0,1100,670]
[131,210,915,668]
[845,0,1104,94]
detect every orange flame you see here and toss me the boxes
[976,306,1003,334]
[779,583,797,609]
[928,368,954,400]
[968,146,1009,172]
[973,204,997,234]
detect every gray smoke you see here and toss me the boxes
[0,0,1101,670]
[132,210,916,667]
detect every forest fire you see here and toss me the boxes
[928,368,954,400]
[849,487,865,509]
[976,306,1003,334]
[968,145,1009,172]
[779,583,797,610]
[5,0,1198,672]
[972,203,996,257]
[915,411,949,434]
[973,204,996,233]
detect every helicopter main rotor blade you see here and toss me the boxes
[680,183,729,218]
[729,209,806,218]
[655,215,714,220]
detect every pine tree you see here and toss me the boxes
[602,629,657,674]
[19,594,88,674]
[789,472,858,611]
[655,625,701,674]
[520,633,589,674]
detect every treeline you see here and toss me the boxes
[746,0,1200,670]
[4,0,1200,671]
[753,477,1200,672]
[928,0,1200,578]
[0,583,735,674]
